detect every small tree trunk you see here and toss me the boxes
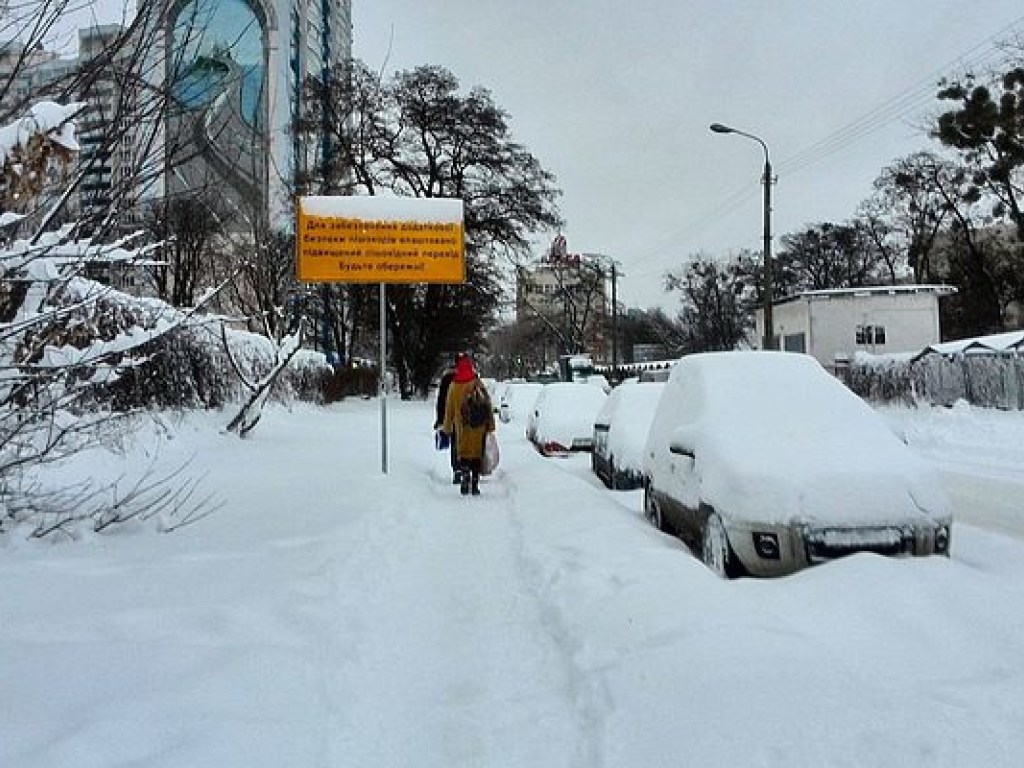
[226,321,305,437]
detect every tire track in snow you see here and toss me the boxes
[499,441,614,768]
[323,458,586,766]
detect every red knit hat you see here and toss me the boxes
[453,354,476,382]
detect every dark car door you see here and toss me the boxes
[592,422,612,487]
[660,438,703,546]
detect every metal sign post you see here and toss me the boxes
[295,196,465,474]
[379,282,388,473]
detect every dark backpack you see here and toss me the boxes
[461,383,490,428]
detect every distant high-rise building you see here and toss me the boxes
[0,25,156,291]
[0,1,352,294]
[155,0,352,230]
[0,42,75,112]
[76,25,140,227]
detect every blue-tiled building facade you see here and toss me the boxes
[159,0,351,228]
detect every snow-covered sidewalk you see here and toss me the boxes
[2,399,1024,767]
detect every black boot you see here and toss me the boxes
[460,471,470,495]
[452,468,462,485]
[471,472,480,496]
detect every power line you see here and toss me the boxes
[624,12,1024,274]
[777,15,1024,175]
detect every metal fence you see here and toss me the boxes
[842,353,1024,409]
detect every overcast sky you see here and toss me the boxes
[353,1,1024,309]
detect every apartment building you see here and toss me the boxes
[516,236,611,365]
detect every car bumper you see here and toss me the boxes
[728,520,952,578]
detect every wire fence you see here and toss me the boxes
[842,353,1024,410]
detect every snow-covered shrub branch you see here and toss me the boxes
[0,99,230,538]
[0,101,84,213]
[225,319,309,437]
[0,455,221,540]
[0,82,332,537]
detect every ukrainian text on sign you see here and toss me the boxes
[296,198,465,284]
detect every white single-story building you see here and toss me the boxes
[755,285,957,371]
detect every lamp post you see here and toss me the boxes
[709,122,775,350]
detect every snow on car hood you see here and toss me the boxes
[695,437,950,527]
[657,352,952,527]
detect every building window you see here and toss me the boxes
[855,325,886,345]
[783,332,806,353]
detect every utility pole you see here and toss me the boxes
[610,262,618,374]
[582,253,622,374]
[761,156,774,351]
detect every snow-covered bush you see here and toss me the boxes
[0,98,326,537]
[87,315,330,411]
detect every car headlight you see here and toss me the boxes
[752,531,781,560]
[934,524,950,555]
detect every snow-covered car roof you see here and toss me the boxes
[528,382,607,450]
[594,379,665,473]
[499,381,544,423]
[644,351,951,527]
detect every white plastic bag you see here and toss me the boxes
[481,432,500,476]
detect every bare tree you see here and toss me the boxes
[858,152,954,284]
[0,0,236,536]
[665,256,752,352]
[0,99,231,536]
[774,222,888,292]
[296,61,562,397]
[516,257,607,359]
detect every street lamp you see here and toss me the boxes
[709,122,775,350]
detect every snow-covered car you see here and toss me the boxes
[642,351,953,578]
[498,381,544,424]
[591,379,665,490]
[481,377,498,406]
[526,382,608,456]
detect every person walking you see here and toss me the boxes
[442,354,495,496]
[433,355,460,483]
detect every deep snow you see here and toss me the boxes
[2,397,1024,767]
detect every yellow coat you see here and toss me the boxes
[443,378,495,461]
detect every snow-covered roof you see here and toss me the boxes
[777,284,957,305]
[911,330,1024,361]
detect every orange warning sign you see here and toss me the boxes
[296,198,465,284]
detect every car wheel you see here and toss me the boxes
[643,482,663,531]
[701,512,736,578]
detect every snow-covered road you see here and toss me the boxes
[878,401,1024,542]
[940,471,1024,541]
